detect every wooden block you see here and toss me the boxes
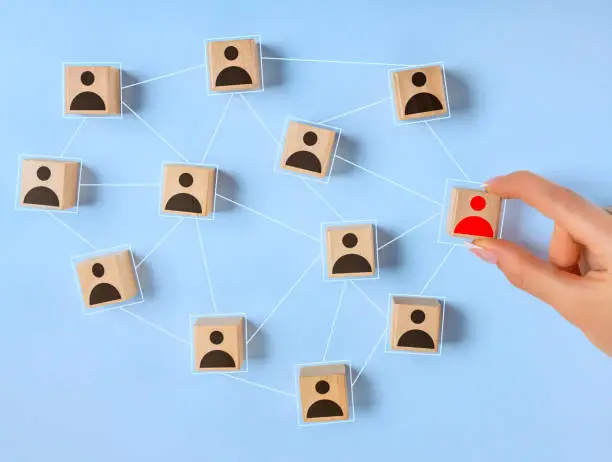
[207,38,261,92]
[19,158,80,210]
[392,65,448,121]
[75,250,138,309]
[161,165,216,217]
[64,66,121,115]
[447,188,502,239]
[391,297,442,353]
[299,364,349,423]
[326,224,376,278]
[279,122,337,178]
[193,316,245,372]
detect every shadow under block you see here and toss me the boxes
[447,188,502,239]
[207,38,261,92]
[75,250,138,309]
[279,122,337,178]
[161,165,216,217]
[391,297,442,353]
[326,224,376,278]
[299,364,349,423]
[193,316,245,372]
[64,66,121,115]
[19,158,80,210]
[392,65,448,121]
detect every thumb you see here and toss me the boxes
[472,238,584,323]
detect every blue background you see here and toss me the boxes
[1,1,612,461]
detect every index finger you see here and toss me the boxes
[486,171,612,250]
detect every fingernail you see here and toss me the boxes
[482,176,502,190]
[470,247,498,264]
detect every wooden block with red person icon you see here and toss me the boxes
[447,188,502,239]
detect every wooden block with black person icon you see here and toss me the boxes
[299,364,349,423]
[279,122,337,178]
[64,66,121,115]
[161,164,216,217]
[447,188,502,239]
[392,65,448,121]
[391,297,442,354]
[19,158,80,210]
[207,38,262,92]
[193,316,245,372]
[75,250,138,309]
[326,224,376,278]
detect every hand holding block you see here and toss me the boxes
[64,66,121,115]
[207,38,262,92]
[161,165,216,217]
[447,188,502,239]
[391,297,442,353]
[20,158,80,210]
[280,122,337,178]
[326,224,376,278]
[392,65,448,121]
[75,250,138,309]
[193,316,245,372]
[299,364,349,423]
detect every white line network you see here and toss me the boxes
[37,49,468,407]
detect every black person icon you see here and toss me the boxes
[391,297,443,354]
[199,330,236,369]
[19,158,80,210]
[326,224,376,278]
[75,250,139,309]
[299,364,349,423]
[64,66,121,115]
[207,38,262,92]
[391,65,448,121]
[306,380,344,419]
[193,316,245,372]
[280,122,337,178]
[215,45,253,87]
[161,165,216,217]
[23,166,59,207]
[70,70,106,111]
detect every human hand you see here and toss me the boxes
[469,171,612,357]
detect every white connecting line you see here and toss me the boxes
[121,64,205,89]
[202,94,234,163]
[120,307,296,398]
[195,220,218,313]
[424,121,471,182]
[60,118,87,158]
[45,211,97,250]
[239,94,280,146]
[352,328,387,387]
[318,96,391,125]
[222,374,296,398]
[122,101,190,163]
[238,93,349,223]
[135,218,185,269]
[80,183,159,187]
[120,307,191,346]
[300,180,344,221]
[247,255,321,344]
[261,56,422,67]
[350,281,386,318]
[377,212,441,251]
[322,281,347,362]
[215,193,319,242]
[420,245,455,295]
[335,155,443,207]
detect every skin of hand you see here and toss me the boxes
[469,171,612,357]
